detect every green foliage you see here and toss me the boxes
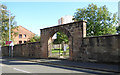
[73,3,118,36]
[28,35,40,42]
[53,32,68,44]
[0,4,18,46]
[116,25,120,34]
[52,49,69,53]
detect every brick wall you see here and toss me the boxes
[13,26,35,44]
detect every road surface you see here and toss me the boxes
[0,57,118,75]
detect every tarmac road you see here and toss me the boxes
[0,57,118,75]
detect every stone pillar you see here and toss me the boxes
[71,20,87,60]
[48,37,53,57]
[40,29,48,58]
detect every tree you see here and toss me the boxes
[0,4,18,46]
[116,25,120,34]
[28,35,40,42]
[73,3,118,36]
[53,32,68,44]
[53,32,68,51]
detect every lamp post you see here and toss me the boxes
[8,10,11,57]
[0,4,1,57]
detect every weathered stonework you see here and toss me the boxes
[11,42,41,58]
[82,35,120,63]
[40,21,87,60]
[1,20,120,63]
[1,46,9,56]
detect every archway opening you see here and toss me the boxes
[48,32,70,59]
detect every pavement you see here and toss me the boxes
[2,57,120,73]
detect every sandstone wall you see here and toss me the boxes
[81,35,120,63]
[1,46,9,56]
[2,42,41,58]
[1,34,120,63]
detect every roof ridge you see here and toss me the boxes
[18,25,35,35]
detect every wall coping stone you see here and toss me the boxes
[83,34,120,39]
[14,42,40,46]
[40,20,87,30]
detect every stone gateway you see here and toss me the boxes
[1,20,120,63]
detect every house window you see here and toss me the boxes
[24,34,26,38]
[19,41,22,44]
[19,34,22,38]
[24,41,26,43]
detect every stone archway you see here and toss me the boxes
[47,27,72,59]
[40,21,86,60]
